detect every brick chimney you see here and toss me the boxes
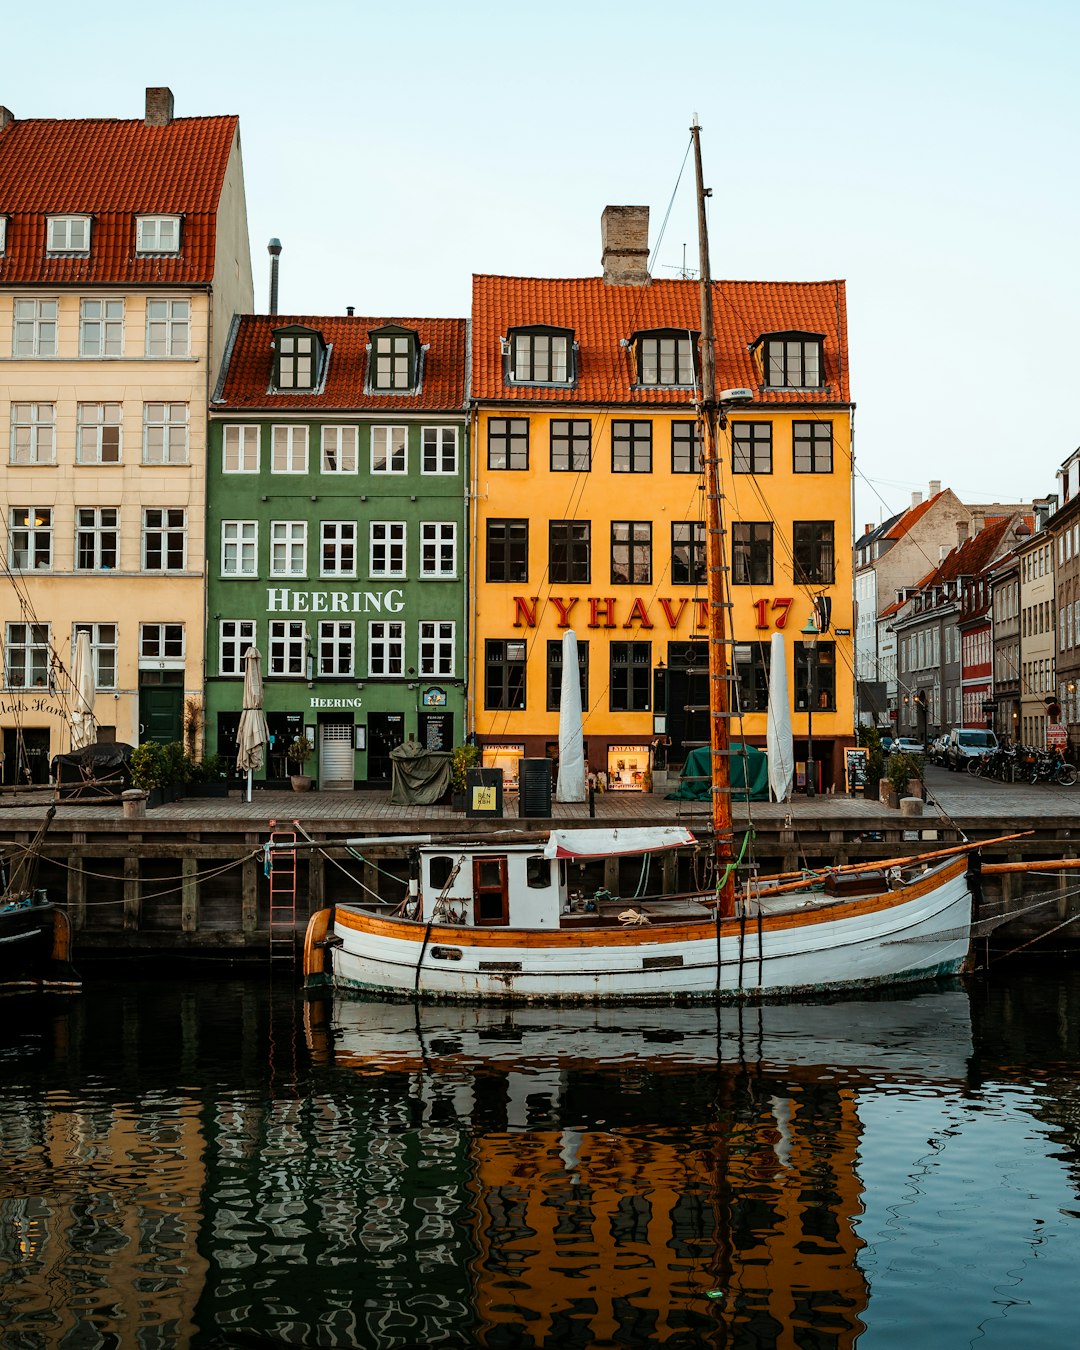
[911,491,923,507]
[0,107,14,131]
[601,206,650,286]
[145,87,174,127]
[929,479,941,495]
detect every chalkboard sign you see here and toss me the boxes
[845,747,870,794]
[420,711,453,753]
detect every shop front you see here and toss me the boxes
[602,742,653,792]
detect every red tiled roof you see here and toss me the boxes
[213,315,468,413]
[885,491,943,540]
[0,115,239,285]
[471,274,849,405]
[928,516,1016,588]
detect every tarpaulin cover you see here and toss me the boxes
[667,743,770,802]
[543,826,697,859]
[390,740,452,805]
[50,741,134,798]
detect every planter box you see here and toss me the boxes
[879,781,899,809]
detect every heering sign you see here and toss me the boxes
[267,588,405,614]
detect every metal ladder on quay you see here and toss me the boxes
[267,823,299,963]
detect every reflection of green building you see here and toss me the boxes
[207,315,467,787]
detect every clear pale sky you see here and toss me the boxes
[4,0,1075,531]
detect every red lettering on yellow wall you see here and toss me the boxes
[772,597,793,628]
[659,598,688,629]
[695,599,710,629]
[551,596,579,628]
[513,597,539,628]
[589,598,617,628]
[753,598,769,630]
[622,598,653,629]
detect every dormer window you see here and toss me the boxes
[369,325,419,392]
[47,215,91,255]
[757,331,824,389]
[633,330,697,387]
[506,326,574,385]
[273,325,324,392]
[136,215,182,254]
[0,217,7,255]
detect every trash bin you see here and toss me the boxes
[519,757,553,817]
[465,767,504,818]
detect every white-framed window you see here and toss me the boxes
[369,522,406,577]
[47,215,90,254]
[371,425,407,474]
[271,425,309,473]
[318,621,354,677]
[223,425,260,473]
[143,402,189,464]
[269,620,306,676]
[142,508,187,571]
[419,620,455,678]
[10,403,55,465]
[321,521,357,577]
[0,217,6,254]
[136,216,181,254]
[8,507,52,571]
[76,403,122,464]
[13,299,58,356]
[75,507,119,571]
[221,520,258,576]
[145,298,190,357]
[73,622,118,690]
[4,623,51,688]
[219,620,257,676]
[420,522,457,578]
[321,425,358,473]
[270,521,307,577]
[368,621,404,677]
[140,623,185,667]
[422,425,458,475]
[79,299,124,357]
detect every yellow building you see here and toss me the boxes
[0,87,252,782]
[470,207,853,792]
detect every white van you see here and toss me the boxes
[946,727,998,771]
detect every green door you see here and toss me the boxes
[140,684,183,744]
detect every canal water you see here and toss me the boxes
[2,970,1079,1349]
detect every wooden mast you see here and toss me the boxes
[691,119,736,920]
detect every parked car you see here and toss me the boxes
[929,733,950,766]
[889,737,925,758]
[946,727,999,771]
[879,733,895,755]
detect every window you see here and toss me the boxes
[486,519,528,582]
[269,620,306,676]
[143,402,189,464]
[549,521,590,584]
[219,620,256,676]
[223,425,260,473]
[4,623,50,688]
[145,299,190,357]
[322,522,357,578]
[140,623,185,664]
[142,508,187,571]
[732,422,772,474]
[136,216,181,253]
[13,299,57,356]
[76,403,122,464]
[612,420,652,473]
[79,299,124,356]
[610,642,651,711]
[733,642,771,713]
[371,425,407,474]
[369,621,405,677]
[419,621,455,678]
[47,215,90,254]
[508,328,572,384]
[422,425,458,475]
[273,326,321,391]
[635,331,696,386]
[611,521,651,585]
[793,521,835,585]
[671,522,706,586]
[671,421,702,474]
[270,521,307,576]
[75,508,118,571]
[420,522,457,578]
[221,521,258,576]
[369,327,417,391]
[322,425,358,474]
[732,522,773,585]
[73,622,117,689]
[793,421,833,473]
[271,425,309,474]
[488,418,528,470]
[0,218,6,254]
[10,403,55,465]
[319,621,354,677]
[764,334,823,388]
[369,522,405,577]
[796,640,836,711]
[547,638,588,711]
[551,419,591,472]
[8,508,52,571]
[485,639,526,710]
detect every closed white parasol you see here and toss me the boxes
[556,630,586,802]
[236,647,270,803]
[70,628,96,751]
[766,631,794,802]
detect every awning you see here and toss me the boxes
[543,826,697,860]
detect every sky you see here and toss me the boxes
[4,0,1076,532]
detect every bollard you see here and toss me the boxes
[122,788,148,819]
[899,796,923,817]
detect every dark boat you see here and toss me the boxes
[0,806,80,993]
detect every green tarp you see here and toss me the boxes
[666,743,770,802]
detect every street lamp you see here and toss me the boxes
[801,615,819,796]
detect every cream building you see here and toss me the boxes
[0,88,252,783]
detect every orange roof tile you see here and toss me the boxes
[885,491,944,540]
[471,274,849,406]
[213,315,467,413]
[0,114,239,285]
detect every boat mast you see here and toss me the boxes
[691,119,736,920]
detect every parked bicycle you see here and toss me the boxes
[1029,749,1077,786]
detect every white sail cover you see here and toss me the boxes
[556,630,586,802]
[70,628,96,751]
[544,826,697,859]
[766,631,794,802]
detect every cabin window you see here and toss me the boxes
[473,856,509,926]
[430,947,463,961]
[526,857,551,889]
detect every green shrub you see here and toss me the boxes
[450,743,481,793]
[887,750,924,795]
[130,742,165,791]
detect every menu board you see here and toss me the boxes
[845,747,870,794]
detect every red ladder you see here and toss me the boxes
[267,824,298,962]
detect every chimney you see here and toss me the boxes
[601,205,650,286]
[971,512,985,535]
[145,87,174,127]
[346,306,354,317]
[957,519,970,546]
[0,107,14,131]
[864,524,873,537]
[911,491,923,507]
[929,479,941,496]
[267,238,282,315]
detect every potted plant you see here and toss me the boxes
[130,741,166,807]
[450,743,481,810]
[888,750,924,802]
[186,752,230,798]
[287,735,315,791]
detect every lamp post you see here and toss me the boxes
[801,616,819,796]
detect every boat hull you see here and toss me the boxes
[0,899,80,993]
